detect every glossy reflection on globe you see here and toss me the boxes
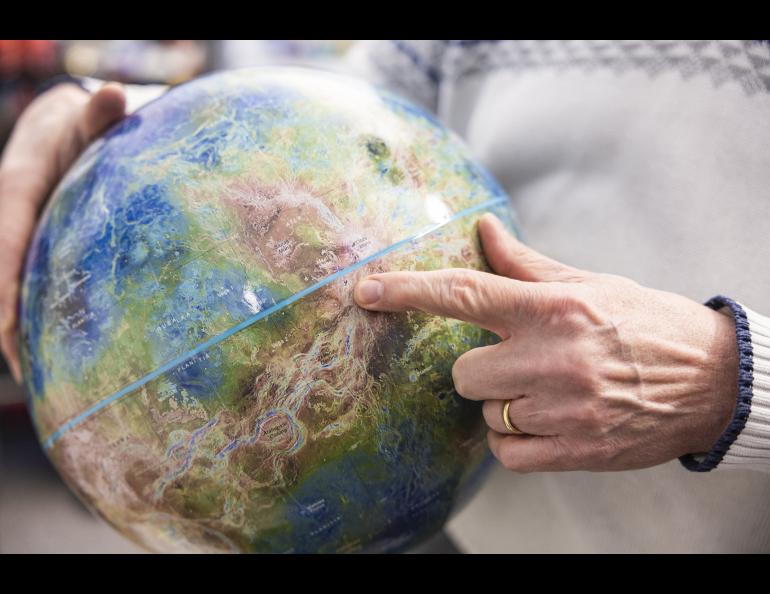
[19,67,519,553]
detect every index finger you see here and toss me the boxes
[353,268,536,336]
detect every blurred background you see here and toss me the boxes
[0,40,356,148]
[0,39,461,554]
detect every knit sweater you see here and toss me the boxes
[346,39,770,552]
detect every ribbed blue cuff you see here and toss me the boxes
[679,296,754,472]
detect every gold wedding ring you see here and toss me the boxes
[502,400,524,435]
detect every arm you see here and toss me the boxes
[353,213,770,473]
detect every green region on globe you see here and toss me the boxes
[19,67,519,553]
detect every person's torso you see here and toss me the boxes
[433,40,770,553]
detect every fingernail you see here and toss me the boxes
[355,279,383,306]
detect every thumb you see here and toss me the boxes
[0,83,125,386]
[478,213,583,283]
[76,83,127,143]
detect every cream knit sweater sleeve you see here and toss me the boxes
[720,304,770,471]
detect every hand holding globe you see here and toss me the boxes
[12,68,517,553]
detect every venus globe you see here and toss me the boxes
[19,68,519,553]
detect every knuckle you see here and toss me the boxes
[498,446,522,472]
[441,269,479,312]
[553,349,598,391]
[546,438,579,469]
[452,350,470,375]
[598,272,640,292]
[506,451,540,473]
[571,441,612,470]
[559,266,590,283]
[573,403,604,433]
[519,406,550,430]
[572,360,601,393]
[501,457,521,472]
[547,287,599,331]
[482,400,499,427]
[451,353,474,397]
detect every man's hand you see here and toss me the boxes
[0,82,126,384]
[354,213,739,472]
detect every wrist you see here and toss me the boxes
[680,296,753,472]
[692,307,739,453]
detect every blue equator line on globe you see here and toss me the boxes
[42,196,509,450]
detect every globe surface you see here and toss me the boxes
[19,67,519,553]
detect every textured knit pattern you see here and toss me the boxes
[348,40,445,112]
[441,40,770,95]
[721,306,770,471]
[353,40,770,101]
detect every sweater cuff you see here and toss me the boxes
[679,296,754,472]
[718,304,770,472]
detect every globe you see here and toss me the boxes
[18,67,519,553]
